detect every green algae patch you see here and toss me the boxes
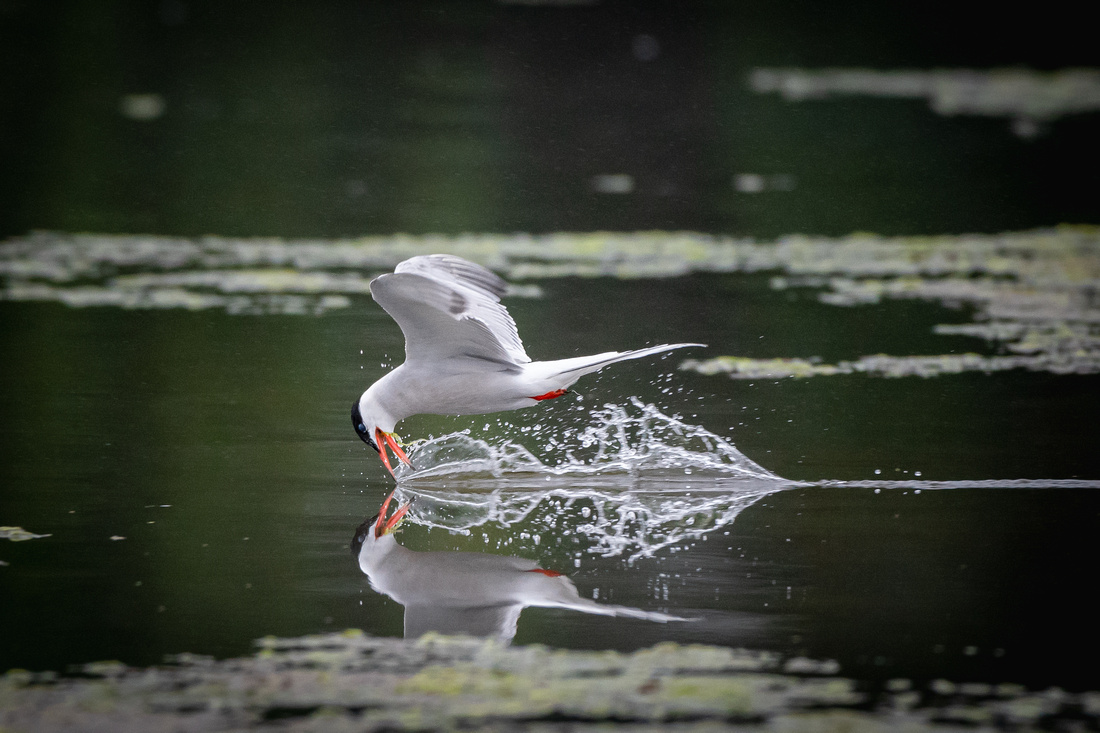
[396,663,521,698]
[2,226,1097,375]
[0,526,52,542]
[679,351,1100,379]
[750,68,1100,138]
[660,676,756,714]
[680,356,841,379]
[1,632,1098,732]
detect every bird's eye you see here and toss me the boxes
[357,423,367,434]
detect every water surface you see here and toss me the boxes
[2,241,1098,692]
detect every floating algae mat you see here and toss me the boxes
[2,226,1097,376]
[0,527,52,542]
[749,67,1100,138]
[3,632,1098,732]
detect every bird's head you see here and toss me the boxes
[350,490,412,562]
[352,397,415,476]
[351,399,379,452]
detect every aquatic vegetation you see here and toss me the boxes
[750,67,1100,137]
[0,526,51,542]
[2,631,1096,732]
[2,227,1095,287]
[718,227,1100,378]
[681,350,1100,378]
[680,356,841,379]
[2,227,1097,374]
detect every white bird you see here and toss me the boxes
[352,490,693,641]
[352,254,704,474]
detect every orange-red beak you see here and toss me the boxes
[375,428,416,476]
[374,489,412,538]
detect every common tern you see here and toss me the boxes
[352,254,703,475]
[352,491,693,641]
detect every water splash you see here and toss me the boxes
[396,398,780,481]
[401,480,792,562]
[389,400,797,560]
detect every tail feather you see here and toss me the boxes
[528,574,697,623]
[533,343,705,385]
[555,598,698,623]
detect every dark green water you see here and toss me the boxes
[2,2,1097,239]
[2,273,1098,690]
[2,0,1099,696]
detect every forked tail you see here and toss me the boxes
[530,573,697,622]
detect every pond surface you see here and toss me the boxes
[2,233,1098,693]
[2,3,1099,707]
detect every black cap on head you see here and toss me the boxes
[352,401,378,451]
[350,514,379,557]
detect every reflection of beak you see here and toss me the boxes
[374,489,412,538]
[375,428,416,476]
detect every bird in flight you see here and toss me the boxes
[352,490,693,640]
[352,254,703,475]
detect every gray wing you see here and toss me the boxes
[370,255,530,367]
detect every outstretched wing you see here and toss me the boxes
[370,255,530,367]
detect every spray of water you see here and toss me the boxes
[371,400,1100,560]
[397,397,780,480]
[390,399,799,560]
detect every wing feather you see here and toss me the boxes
[371,255,530,366]
[395,254,508,299]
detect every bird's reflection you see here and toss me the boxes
[352,490,692,642]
